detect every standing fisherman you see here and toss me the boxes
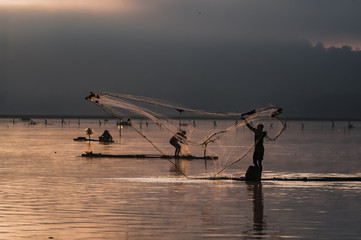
[242,117,269,177]
[169,131,187,157]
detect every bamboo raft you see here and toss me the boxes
[204,177,361,182]
[81,152,218,160]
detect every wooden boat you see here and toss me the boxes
[81,151,218,160]
[73,137,114,143]
[117,119,132,126]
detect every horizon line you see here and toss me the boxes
[0,114,360,122]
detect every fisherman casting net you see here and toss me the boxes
[86,92,285,178]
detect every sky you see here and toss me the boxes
[1,0,361,119]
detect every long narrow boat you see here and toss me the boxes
[73,137,114,143]
[203,176,361,182]
[81,151,218,160]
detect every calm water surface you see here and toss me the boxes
[0,118,360,239]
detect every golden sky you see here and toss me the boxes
[0,0,141,13]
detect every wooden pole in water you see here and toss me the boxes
[118,124,122,137]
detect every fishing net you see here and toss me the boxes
[86,92,285,177]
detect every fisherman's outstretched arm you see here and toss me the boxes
[241,117,256,132]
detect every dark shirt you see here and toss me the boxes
[170,132,186,146]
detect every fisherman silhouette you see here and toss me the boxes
[169,131,187,157]
[242,116,269,178]
[99,130,113,142]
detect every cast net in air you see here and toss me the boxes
[85,92,285,178]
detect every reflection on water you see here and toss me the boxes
[170,159,191,176]
[0,119,360,239]
[248,182,264,236]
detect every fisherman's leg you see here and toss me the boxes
[259,151,264,176]
[173,143,180,156]
[253,158,259,169]
[175,145,181,156]
[258,160,263,176]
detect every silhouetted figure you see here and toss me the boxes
[243,118,268,177]
[99,130,113,142]
[169,131,187,157]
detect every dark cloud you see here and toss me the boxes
[1,1,361,118]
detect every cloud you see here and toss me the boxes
[2,32,361,118]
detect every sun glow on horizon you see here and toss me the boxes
[0,0,141,13]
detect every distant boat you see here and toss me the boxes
[117,119,132,126]
[73,137,97,142]
[73,137,114,143]
[21,117,31,121]
[29,120,37,125]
